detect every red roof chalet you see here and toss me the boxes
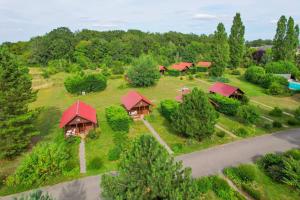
[121,91,153,118]
[59,100,97,136]
[171,62,193,72]
[209,82,244,99]
[159,65,167,74]
[175,88,191,102]
[197,61,212,68]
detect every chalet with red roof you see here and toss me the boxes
[197,61,212,68]
[209,82,244,99]
[59,100,97,136]
[159,65,167,75]
[171,62,193,72]
[121,91,153,118]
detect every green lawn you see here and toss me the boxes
[225,164,300,200]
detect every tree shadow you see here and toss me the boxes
[35,106,61,136]
[58,180,87,200]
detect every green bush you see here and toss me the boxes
[269,107,283,117]
[6,142,70,187]
[211,176,244,200]
[65,136,81,144]
[236,165,256,182]
[105,105,131,132]
[265,61,299,77]
[294,106,300,120]
[209,76,230,83]
[287,118,299,126]
[167,69,181,77]
[171,143,183,153]
[14,190,54,200]
[108,146,122,161]
[235,127,249,137]
[188,74,194,80]
[196,177,213,194]
[241,183,261,200]
[88,157,103,170]
[244,66,266,85]
[87,129,100,139]
[64,73,107,94]
[159,99,179,121]
[231,69,241,75]
[240,95,249,105]
[237,105,260,124]
[216,131,226,138]
[272,121,282,128]
[267,82,286,95]
[209,94,241,116]
[285,149,300,160]
[263,123,273,130]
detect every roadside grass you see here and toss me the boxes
[224,164,300,200]
[146,109,236,155]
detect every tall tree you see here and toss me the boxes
[0,48,37,159]
[171,88,218,139]
[210,23,230,77]
[101,135,199,200]
[284,17,296,61]
[229,13,245,68]
[272,16,287,61]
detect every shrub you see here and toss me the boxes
[171,143,183,153]
[237,105,260,124]
[240,95,249,105]
[87,129,100,139]
[159,99,179,121]
[88,157,103,170]
[167,69,181,77]
[64,73,107,94]
[14,190,54,200]
[196,177,213,194]
[263,123,273,130]
[285,149,300,160]
[188,74,194,80]
[108,146,122,161]
[231,69,241,75]
[65,136,81,144]
[236,165,256,182]
[267,82,286,95]
[272,121,282,128]
[269,107,283,117]
[241,183,261,200]
[235,127,249,137]
[6,143,69,187]
[244,66,266,85]
[287,118,299,126]
[295,106,300,120]
[105,105,131,132]
[265,61,299,77]
[209,94,241,116]
[111,65,125,75]
[216,131,226,138]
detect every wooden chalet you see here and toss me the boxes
[59,100,97,136]
[171,62,193,72]
[209,82,244,99]
[121,91,153,118]
[159,65,167,75]
[197,61,212,68]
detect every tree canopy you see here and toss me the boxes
[101,135,200,200]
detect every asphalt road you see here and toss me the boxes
[1,128,299,200]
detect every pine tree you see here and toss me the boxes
[272,16,287,61]
[101,135,199,200]
[229,13,245,68]
[171,88,218,139]
[0,47,37,159]
[210,23,230,77]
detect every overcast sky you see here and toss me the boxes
[1,0,299,43]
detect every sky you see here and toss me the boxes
[1,0,300,43]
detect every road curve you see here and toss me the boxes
[1,128,300,200]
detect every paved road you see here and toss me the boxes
[176,128,300,177]
[2,128,299,200]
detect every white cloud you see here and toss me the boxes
[192,13,218,20]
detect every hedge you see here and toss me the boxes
[265,61,299,77]
[159,99,179,121]
[105,105,131,132]
[64,73,107,94]
[209,94,241,116]
[166,69,181,76]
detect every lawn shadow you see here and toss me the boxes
[58,180,87,200]
[35,106,61,136]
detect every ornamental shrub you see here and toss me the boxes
[88,157,103,170]
[105,105,131,132]
[209,94,241,116]
[64,73,107,94]
[237,105,260,124]
[159,99,179,121]
[244,66,266,85]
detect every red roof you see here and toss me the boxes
[197,61,212,68]
[159,66,166,71]
[175,88,191,102]
[171,62,193,71]
[121,91,152,111]
[209,82,241,97]
[59,100,97,128]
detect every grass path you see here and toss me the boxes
[251,100,294,117]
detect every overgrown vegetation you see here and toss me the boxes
[105,105,131,132]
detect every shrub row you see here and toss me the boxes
[105,105,131,132]
[209,94,241,116]
[159,99,179,121]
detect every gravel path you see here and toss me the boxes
[79,139,86,174]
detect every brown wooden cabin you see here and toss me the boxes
[121,91,153,119]
[159,66,167,75]
[59,100,97,136]
[209,82,244,100]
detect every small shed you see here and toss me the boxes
[121,91,153,118]
[59,100,97,136]
[197,61,212,68]
[175,87,191,102]
[159,66,167,75]
[209,82,244,99]
[171,62,193,72]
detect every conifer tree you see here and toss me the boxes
[101,135,199,200]
[0,47,37,159]
[171,88,218,139]
[229,13,245,68]
[272,16,287,61]
[285,17,296,61]
[210,23,230,77]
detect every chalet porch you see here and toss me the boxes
[65,122,95,137]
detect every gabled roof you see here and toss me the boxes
[209,82,242,97]
[59,100,97,128]
[121,91,152,111]
[159,66,167,71]
[171,62,193,71]
[197,61,212,68]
